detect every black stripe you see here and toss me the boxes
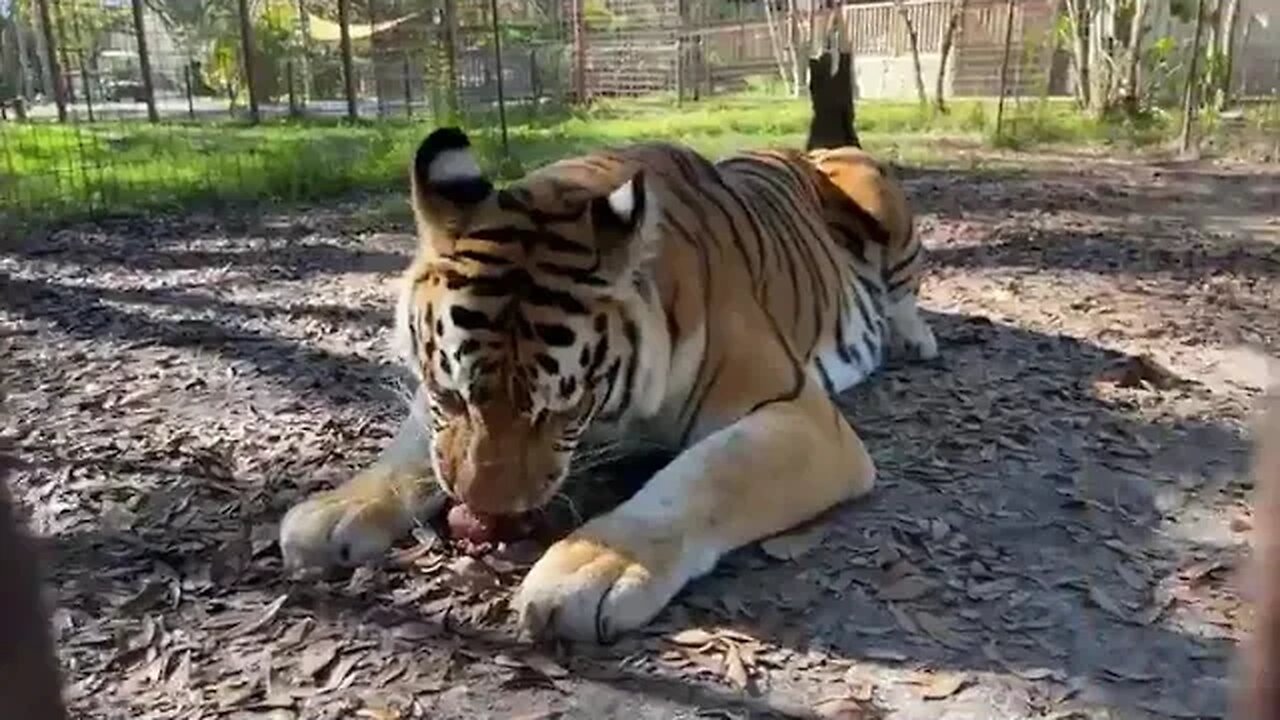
[526,284,589,315]
[615,317,641,419]
[888,243,922,278]
[446,250,511,265]
[813,356,837,396]
[535,261,610,286]
[533,322,576,347]
[450,305,491,330]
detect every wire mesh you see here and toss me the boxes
[1,0,1277,228]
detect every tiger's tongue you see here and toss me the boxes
[446,502,534,543]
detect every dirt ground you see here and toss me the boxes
[2,150,1279,720]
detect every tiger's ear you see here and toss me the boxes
[590,171,655,285]
[410,127,494,254]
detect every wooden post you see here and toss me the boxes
[129,0,159,123]
[993,0,1017,141]
[1178,0,1208,154]
[34,0,65,122]
[337,0,358,121]
[488,0,509,155]
[236,0,260,123]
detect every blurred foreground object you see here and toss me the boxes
[1238,392,1280,719]
[0,466,69,720]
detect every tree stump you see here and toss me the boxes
[806,49,860,151]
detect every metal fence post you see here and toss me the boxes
[236,0,261,123]
[442,0,459,120]
[488,0,508,155]
[34,0,66,122]
[338,0,358,121]
[571,0,587,104]
[402,53,413,118]
[129,0,160,123]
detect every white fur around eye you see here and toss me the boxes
[607,179,636,221]
[428,148,482,183]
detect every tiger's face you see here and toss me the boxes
[397,128,653,516]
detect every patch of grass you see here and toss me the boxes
[0,92,1191,231]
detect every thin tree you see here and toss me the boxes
[1120,0,1150,114]
[1179,0,1209,154]
[1062,0,1091,109]
[993,0,1017,140]
[893,0,928,107]
[934,0,969,113]
[1217,0,1241,109]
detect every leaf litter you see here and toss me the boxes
[5,157,1272,719]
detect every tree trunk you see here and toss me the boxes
[1179,0,1209,154]
[788,0,804,97]
[1217,0,1240,109]
[1121,0,1148,112]
[934,0,968,114]
[893,0,928,107]
[1064,0,1091,109]
[762,0,795,95]
[994,0,1017,139]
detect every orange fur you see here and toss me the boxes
[280,129,937,641]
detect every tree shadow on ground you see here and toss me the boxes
[900,160,1280,221]
[11,280,1251,718]
[1,175,1262,717]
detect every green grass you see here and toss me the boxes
[0,91,1242,231]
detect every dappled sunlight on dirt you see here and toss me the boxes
[1,156,1277,719]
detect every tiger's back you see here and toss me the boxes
[522,139,936,405]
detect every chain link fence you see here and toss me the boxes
[1,0,1277,226]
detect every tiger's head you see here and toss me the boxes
[394,128,667,516]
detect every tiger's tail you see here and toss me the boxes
[805,23,860,152]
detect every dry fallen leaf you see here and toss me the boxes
[668,628,718,647]
[1088,586,1131,622]
[862,647,907,663]
[356,708,404,720]
[722,642,749,690]
[920,672,969,700]
[887,603,918,634]
[915,611,969,650]
[813,695,883,720]
[227,593,290,639]
[760,524,827,561]
[298,639,341,680]
[878,575,934,602]
[320,651,364,692]
[1138,588,1175,626]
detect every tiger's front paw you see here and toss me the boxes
[514,531,699,643]
[279,473,426,572]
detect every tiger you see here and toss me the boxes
[277,123,939,643]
